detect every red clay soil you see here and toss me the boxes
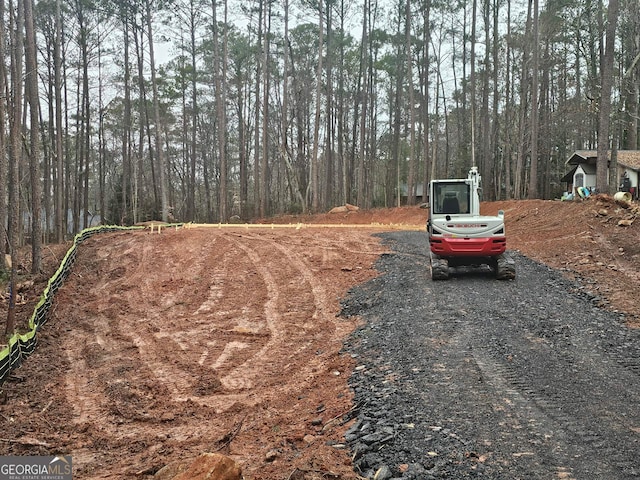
[0,197,639,479]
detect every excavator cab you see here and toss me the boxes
[441,192,460,214]
[433,184,470,215]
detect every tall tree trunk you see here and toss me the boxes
[596,0,620,193]
[622,6,639,150]
[421,0,431,198]
[491,0,500,199]
[54,0,64,237]
[514,0,533,198]
[7,0,24,334]
[623,52,639,149]
[0,0,9,252]
[74,2,84,231]
[24,0,41,272]
[311,0,324,212]
[470,0,477,169]
[324,0,334,210]
[280,0,306,211]
[237,72,248,219]
[504,0,512,199]
[134,25,151,221]
[44,58,52,241]
[97,38,106,226]
[365,8,378,208]
[480,0,492,198]
[432,50,441,179]
[355,0,368,208]
[624,56,639,149]
[253,0,263,218]
[574,26,584,150]
[187,0,198,221]
[260,1,271,217]
[178,40,188,221]
[406,0,417,206]
[122,19,132,224]
[213,0,228,221]
[75,0,91,230]
[390,48,402,207]
[528,0,540,198]
[338,0,347,205]
[145,0,168,221]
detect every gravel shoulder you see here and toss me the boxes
[342,231,640,479]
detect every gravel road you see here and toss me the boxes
[341,231,640,479]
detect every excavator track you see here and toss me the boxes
[430,252,516,280]
[494,252,516,280]
[430,252,450,280]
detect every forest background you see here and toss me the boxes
[0,0,638,278]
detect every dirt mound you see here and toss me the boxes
[501,198,640,324]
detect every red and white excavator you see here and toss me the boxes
[427,166,516,280]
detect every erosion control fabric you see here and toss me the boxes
[0,225,144,386]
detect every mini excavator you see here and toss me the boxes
[427,167,516,280]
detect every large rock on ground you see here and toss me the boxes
[329,206,349,214]
[155,453,242,480]
[329,204,360,214]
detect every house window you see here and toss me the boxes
[575,173,584,187]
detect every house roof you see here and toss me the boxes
[560,165,577,183]
[566,150,640,170]
[560,163,599,183]
[618,150,640,170]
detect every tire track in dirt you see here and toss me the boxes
[60,232,270,439]
[29,227,388,478]
[61,233,151,427]
[218,232,340,395]
[469,345,583,480]
[475,332,640,478]
[120,233,272,409]
[63,313,114,426]
[217,237,282,391]
[118,235,202,403]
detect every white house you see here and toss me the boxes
[562,150,640,199]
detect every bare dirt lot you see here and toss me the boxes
[1,196,639,479]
